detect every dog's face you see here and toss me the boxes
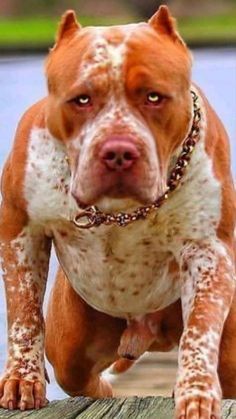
[46,6,192,211]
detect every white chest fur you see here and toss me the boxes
[52,219,181,318]
[24,127,222,319]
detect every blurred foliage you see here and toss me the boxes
[128,0,168,18]
[169,0,236,17]
[179,13,236,41]
[0,0,133,18]
[0,0,79,16]
[0,0,236,47]
[0,16,133,47]
[2,0,235,19]
[128,0,236,18]
[0,13,236,47]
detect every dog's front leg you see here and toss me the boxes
[175,241,235,419]
[0,210,51,410]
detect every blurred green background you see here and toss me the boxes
[0,0,236,50]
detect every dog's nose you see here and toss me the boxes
[100,139,140,171]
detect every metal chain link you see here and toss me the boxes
[73,90,201,229]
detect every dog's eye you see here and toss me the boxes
[146,92,162,105]
[70,94,92,107]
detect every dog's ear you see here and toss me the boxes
[55,10,81,46]
[149,5,185,46]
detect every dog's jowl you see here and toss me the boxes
[0,5,236,419]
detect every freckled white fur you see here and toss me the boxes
[53,228,180,317]
[1,226,50,382]
[180,240,234,325]
[78,25,143,83]
[8,320,44,381]
[175,233,235,404]
[25,128,78,223]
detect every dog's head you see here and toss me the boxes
[45,6,192,211]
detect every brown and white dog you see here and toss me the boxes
[0,5,236,418]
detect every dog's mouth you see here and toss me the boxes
[73,178,157,209]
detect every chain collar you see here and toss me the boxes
[73,90,201,229]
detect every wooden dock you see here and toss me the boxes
[0,397,235,418]
[0,352,236,417]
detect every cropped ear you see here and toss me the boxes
[149,5,185,45]
[55,10,81,46]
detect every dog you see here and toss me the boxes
[0,5,236,418]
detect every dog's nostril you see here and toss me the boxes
[123,152,133,161]
[105,151,116,161]
[104,152,135,163]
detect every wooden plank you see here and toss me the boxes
[0,397,236,418]
[0,398,93,419]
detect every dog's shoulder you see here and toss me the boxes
[0,99,48,238]
[198,86,236,246]
[1,99,46,199]
[194,85,231,170]
[1,98,73,227]
[1,99,47,210]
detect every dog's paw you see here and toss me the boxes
[0,377,47,410]
[175,393,221,419]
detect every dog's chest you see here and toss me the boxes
[52,221,180,318]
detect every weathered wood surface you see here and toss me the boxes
[0,397,236,418]
[113,351,178,397]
